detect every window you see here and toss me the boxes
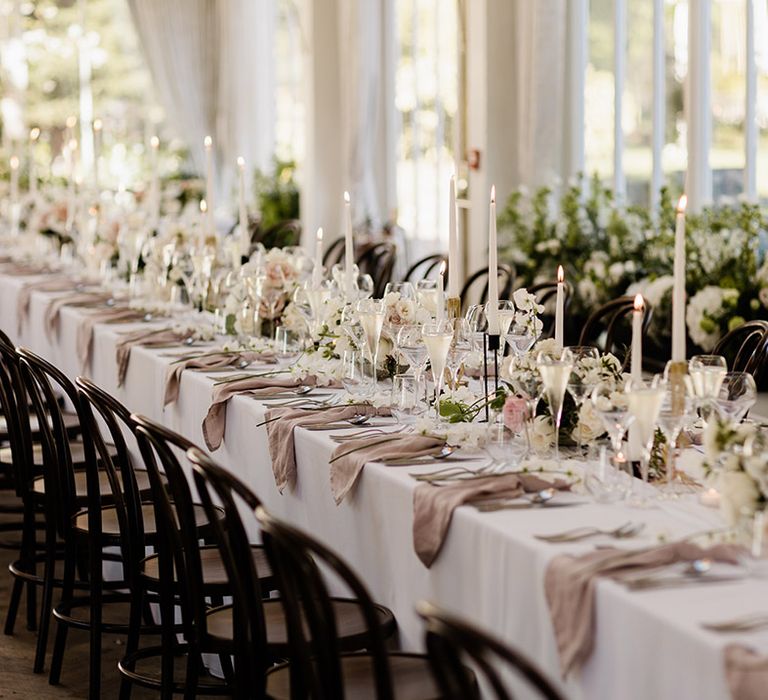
[274,0,304,165]
[394,0,458,245]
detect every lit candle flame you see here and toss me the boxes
[204,135,212,149]
[439,259,447,276]
[634,293,644,311]
[557,265,564,283]
[150,135,159,149]
[9,156,19,170]
[316,226,323,242]
[68,138,78,151]
[344,191,351,204]
[66,115,77,129]
[490,185,496,204]
[29,127,40,141]
[237,156,245,169]
[93,118,103,132]
[88,206,98,216]
[677,194,687,213]
[200,199,207,214]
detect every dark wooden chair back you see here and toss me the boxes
[417,601,564,700]
[713,320,768,386]
[356,242,397,298]
[578,296,653,370]
[460,265,514,313]
[256,219,302,250]
[528,280,573,340]
[322,237,346,268]
[187,447,270,699]
[403,254,447,284]
[255,506,395,699]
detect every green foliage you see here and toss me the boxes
[254,158,300,231]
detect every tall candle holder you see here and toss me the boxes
[666,359,689,482]
[481,332,501,422]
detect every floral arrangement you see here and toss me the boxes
[702,417,768,525]
[497,176,768,355]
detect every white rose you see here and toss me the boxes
[574,402,605,444]
[530,415,555,453]
[716,470,760,525]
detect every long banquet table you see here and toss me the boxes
[2,268,765,700]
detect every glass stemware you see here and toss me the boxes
[396,323,429,383]
[465,304,488,354]
[484,420,526,473]
[446,319,472,389]
[356,299,386,392]
[537,352,573,466]
[510,372,543,457]
[384,281,416,300]
[416,279,439,315]
[625,376,665,501]
[391,374,426,424]
[657,384,696,488]
[562,346,600,453]
[342,349,372,399]
[505,322,538,358]
[591,381,635,459]
[716,371,757,423]
[689,354,728,426]
[422,320,454,421]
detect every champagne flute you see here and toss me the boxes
[537,352,573,466]
[689,354,727,426]
[563,346,600,452]
[422,320,454,421]
[625,376,665,502]
[356,298,386,392]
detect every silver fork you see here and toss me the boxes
[702,614,768,633]
[535,522,645,543]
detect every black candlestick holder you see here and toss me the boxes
[482,332,501,422]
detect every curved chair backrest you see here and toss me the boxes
[528,280,573,340]
[417,601,564,700]
[403,254,448,284]
[255,505,394,700]
[713,320,768,386]
[257,219,302,250]
[187,447,270,699]
[578,296,653,370]
[460,265,514,313]
[130,415,208,647]
[322,237,346,268]
[357,242,397,298]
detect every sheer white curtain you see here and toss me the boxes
[128,0,274,213]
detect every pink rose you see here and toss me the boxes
[502,396,528,434]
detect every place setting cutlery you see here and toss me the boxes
[701,613,768,633]
[330,425,408,442]
[473,488,587,512]
[535,522,646,543]
[622,558,747,591]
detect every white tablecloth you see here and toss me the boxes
[2,270,764,700]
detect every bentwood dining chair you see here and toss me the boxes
[188,448,405,699]
[460,265,515,313]
[713,320,768,388]
[356,241,398,298]
[578,296,653,371]
[403,254,448,284]
[417,601,564,700]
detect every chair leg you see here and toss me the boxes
[159,588,175,700]
[49,539,76,685]
[183,650,202,700]
[4,577,24,635]
[24,507,37,632]
[33,530,58,673]
[118,588,144,700]
[88,543,103,700]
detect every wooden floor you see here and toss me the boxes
[0,495,223,698]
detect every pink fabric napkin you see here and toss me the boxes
[17,276,76,333]
[413,472,570,568]
[115,327,193,386]
[44,291,111,341]
[544,542,743,677]
[203,375,314,451]
[725,645,768,700]
[265,404,382,494]
[330,433,445,505]
[76,307,144,371]
[164,350,275,406]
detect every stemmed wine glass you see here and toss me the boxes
[716,371,757,423]
[356,298,386,393]
[591,381,635,460]
[446,319,472,390]
[465,304,487,354]
[422,320,454,421]
[656,380,696,489]
[563,346,600,452]
[688,354,728,427]
[396,323,429,384]
[625,375,665,503]
[505,322,538,358]
[383,281,416,300]
[416,279,439,315]
[510,372,543,457]
[537,351,573,466]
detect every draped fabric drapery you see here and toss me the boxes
[127,0,274,215]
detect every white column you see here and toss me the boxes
[613,0,626,201]
[651,0,665,211]
[686,0,712,211]
[564,0,588,179]
[745,0,757,201]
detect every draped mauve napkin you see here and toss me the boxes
[725,645,768,700]
[17,275,76,332]
[544,542,742,677]
[164,351,275,406]
[264,404,383,494]
[203,375,314,451]
[413,472,571,568]
[76,307,144,371]
[44,291,111,341]
[330,433,445,505]
[115,327,191,386]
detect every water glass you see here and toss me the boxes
[274,326,301,361]
[342,350,371,399]
[716,371,757,423]
[391,374,426,424]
